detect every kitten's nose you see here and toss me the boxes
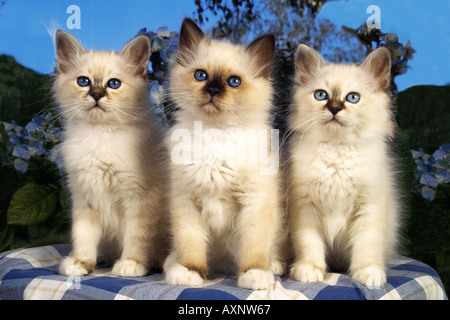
[89,87,106,102]
[205,79,224,98]
[327,105,342,115]
[326,100,344,115]
[206,87,221,97]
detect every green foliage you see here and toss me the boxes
[395,85,450,153]
[0,55,53,125]
[394,85,450,293]
[404,185,450,292]
[7,182,58,225]
[0,150,70,252]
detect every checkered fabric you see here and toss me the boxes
[0,244,447,300]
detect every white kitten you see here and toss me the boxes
[287,44,401,288]
[163,19,286,290]
[54,31,168,277]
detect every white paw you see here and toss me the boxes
[164,263,205,287]
[112,259,148,277]
[238,269,275,290]
[290,262,325,283]
[270,259,287,276]
[59,256,94,276]
[352,265,386,289]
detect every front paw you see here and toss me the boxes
[59,256,95,276]
[164,263,205,287]
[351,265,386,289]
[112,259,148,277]
[238,269,275,290]
[290,262,325,283]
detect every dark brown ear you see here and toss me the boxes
[177,18,206,66]
[246,34,275,78]
[119,35,151,78]
[360,47,391,91]
[55,30,85,74]
[295,44,326,84]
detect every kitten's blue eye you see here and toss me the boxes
[227,76,241,88]
[346,92,360,104]
[107,79,121,89]
[194,70,208,81]
[77,76,90,87]
[314,90,328,101]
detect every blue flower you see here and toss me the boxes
[27,141,46,157]
[421,186,436,201]
[24,120,39,134]
[3,120,17,131]
[44,128,62,142]
[420,172,439,188]
[413,144,450,201]
[156,26,171,38]
[436,169,450,184]
[14,158,28,173]
[12,144,31,160]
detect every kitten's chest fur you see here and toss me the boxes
[298,141,364,210]
[62,123,142,208]
[171,123,254,232]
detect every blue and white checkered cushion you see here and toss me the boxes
[0,244,447,300]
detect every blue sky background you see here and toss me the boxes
[0,0,449,92]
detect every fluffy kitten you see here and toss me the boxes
[287,44,401,288]
[54,31,168,277]
[163,19,286,290]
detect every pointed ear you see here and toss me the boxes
[360,47,391,91]
[119,35,151,78]
[55,30,85,74]
[295,44,326,84]
[246,34,275,78]
[177,18,206,66]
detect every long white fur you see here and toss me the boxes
[54,31,168,277]
[163,20,286,290]
[287,45,401,288]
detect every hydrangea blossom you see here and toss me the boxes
[1,113,63,174]
[136,26,179,125]
[412,144,450,201]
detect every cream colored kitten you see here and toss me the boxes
[54,31,168,277]
[163,19,286,290]
[287,44,401,288]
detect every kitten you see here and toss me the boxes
[163,18,286,290]
[287,44,401,288]
[54,31,168,277]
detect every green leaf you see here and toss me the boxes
[6,182,57,225]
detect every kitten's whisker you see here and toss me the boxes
[280,115,320,150]
[298,119,320,149]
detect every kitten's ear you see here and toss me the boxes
[295,44,326,84]
[119,35,151,78]
[177,18,206,65]
[246,34,275,79]
[360,47,391,91]
[55,30,85,74]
